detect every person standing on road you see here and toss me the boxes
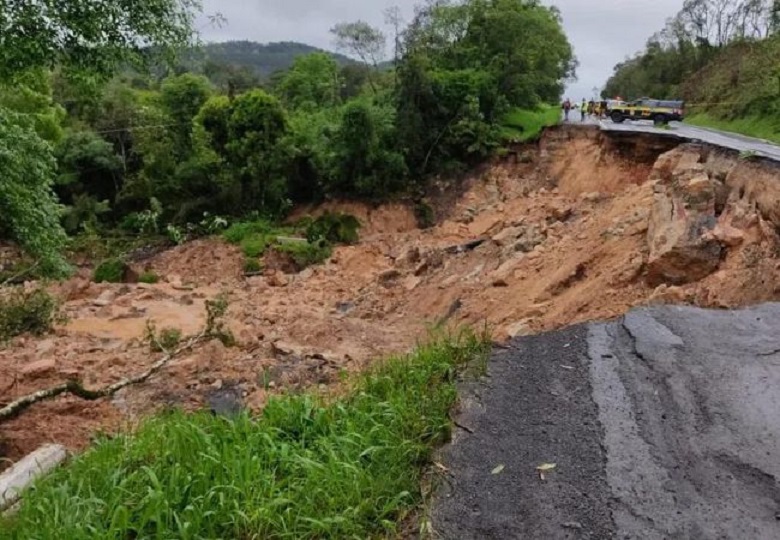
[562,98,571,122]
[581,99,587,122]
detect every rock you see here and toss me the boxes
[492,226,524,247]
[512,226,546,254]
[489,256,524,285]
[480,218,506,237]
[92,289,115,307]
[648,284,688,305]
[581,191,603,203]
[20,358,57,379]
[404,276,422,291]
[35,339,56,356]
[272,340,302,357]
[397,247,421,266]
[709,222,745,247]
[378,269,402,284]
[549,205,574,222]
[505,319,534,339]
[647,152,722,285]
[649,145,703,184]
[267,271,289,288]
[59,278,91,301]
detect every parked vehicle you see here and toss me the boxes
[608,98,685,125]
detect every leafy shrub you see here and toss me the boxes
[275,239,332,269]
[414,202,436,229]
[0,288,58,340]
[303,212,361,245]
[138,271,159,284]
[223,219,275,244]
[243,258,262,274]
[166,224,185,245]
[241,235,267,258]
[93,258,126,283]
[155,327,182,352]
[0,106,69,276]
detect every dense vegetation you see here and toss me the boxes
[0,0,574,278]
[0,332,489,539]
[603,0,779,139]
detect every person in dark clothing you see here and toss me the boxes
[562,98,572,122]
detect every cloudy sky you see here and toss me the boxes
[198,0,684,101]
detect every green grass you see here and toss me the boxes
[138,271,159,284]
[0,332,490,539]
[275,239,333,269]
[686,113,780,144]
[92,258,127,283]
[500,105,561,142]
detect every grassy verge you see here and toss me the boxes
[0,332,489,539]
[686,112,780,144]
[501,105,561,143]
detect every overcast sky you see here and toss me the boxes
[198,0,684,101]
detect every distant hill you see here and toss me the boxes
[196,41,355,78]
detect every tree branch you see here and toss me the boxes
[0,330,208,423]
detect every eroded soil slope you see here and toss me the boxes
[3,126,780,462]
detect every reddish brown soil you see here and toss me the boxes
[2,132,780,465]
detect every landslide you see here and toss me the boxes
[3,125,780,464]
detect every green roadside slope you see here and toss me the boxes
[0,334,488,540]
[683,37,780,143]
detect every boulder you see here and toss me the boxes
[20,358,57,379]
[492,226,524,247]
[647,155,722,285]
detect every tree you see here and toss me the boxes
[331,21,386,67]
[0,0,200,81]
[0,108,68,275]
[55,130,123,221]
[329,100,406,198]
[276,53,342,110]
[0,0,199,275]
[331,21,386,92]
[384,6,405,70]
[396,0,574,173]
[161,73,213,158]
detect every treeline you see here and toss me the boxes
[603,0,780,101]
[0,0,574,276]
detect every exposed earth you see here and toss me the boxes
[3,124,780,474]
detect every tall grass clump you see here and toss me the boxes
[0,331,489,539]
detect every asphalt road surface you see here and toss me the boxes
[432,304,780,539]
[561,114,780,163]
[604,119,780,162]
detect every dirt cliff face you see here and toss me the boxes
[3,126,780,464]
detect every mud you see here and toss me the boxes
[3,126,780,465]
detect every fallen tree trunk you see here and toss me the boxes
[0,331,207,423]
[0,444,68,512]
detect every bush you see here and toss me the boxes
[92,259,126,283]
[0,288,58,341]
[303,212,361,245]
[223,219,275,245]
[275,239,332,269]
[243,258,262,274]
[138,271,159,284]
[240,235,267,258]
[154,327,182,352]
[414,202,436,229]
